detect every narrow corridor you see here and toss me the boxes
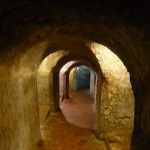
[38,89,106,150]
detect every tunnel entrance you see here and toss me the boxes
[59,64,97,130]
[36,42,135,150]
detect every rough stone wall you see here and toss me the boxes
[69,67,76,92]
[0,41,50,150]
[0,1,150,149]
[59,61,75,99]
[90,43,134,131]
[90,69,96,96]
[0,73,41,150]
[37,50,68,115]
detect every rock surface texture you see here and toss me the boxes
[0,0,150,150]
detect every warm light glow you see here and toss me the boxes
[38,50,69,74]
[89,42,128,74]
[37,50,69,103]
[89,42,134,130]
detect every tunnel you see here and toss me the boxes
[0,1,150,150]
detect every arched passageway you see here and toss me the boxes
[37,50,104,149]
[59,62,98,130]
[59,62,97,102]
[36,41,134,149]
[52,54,101,113]
[1,2,150,149]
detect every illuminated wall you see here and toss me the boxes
[37,50,68,110]
[90,43,134,131]
[69,67,76,92]
[37,43,134,132]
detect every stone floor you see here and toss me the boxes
[38,112,106,150]
[38,89,132,150]
[60,89,97,130]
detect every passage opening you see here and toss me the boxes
[60,64,98,130]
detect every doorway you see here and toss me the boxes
[59,64,98,130]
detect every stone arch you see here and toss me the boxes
[64,62,97,98]
[36,45,103,125]
[0,6,149,147]
[89,43,135,139]
[37,50,69,124]
[58,61,99,100]
[8,36,135,148]
[52,53,102,112]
